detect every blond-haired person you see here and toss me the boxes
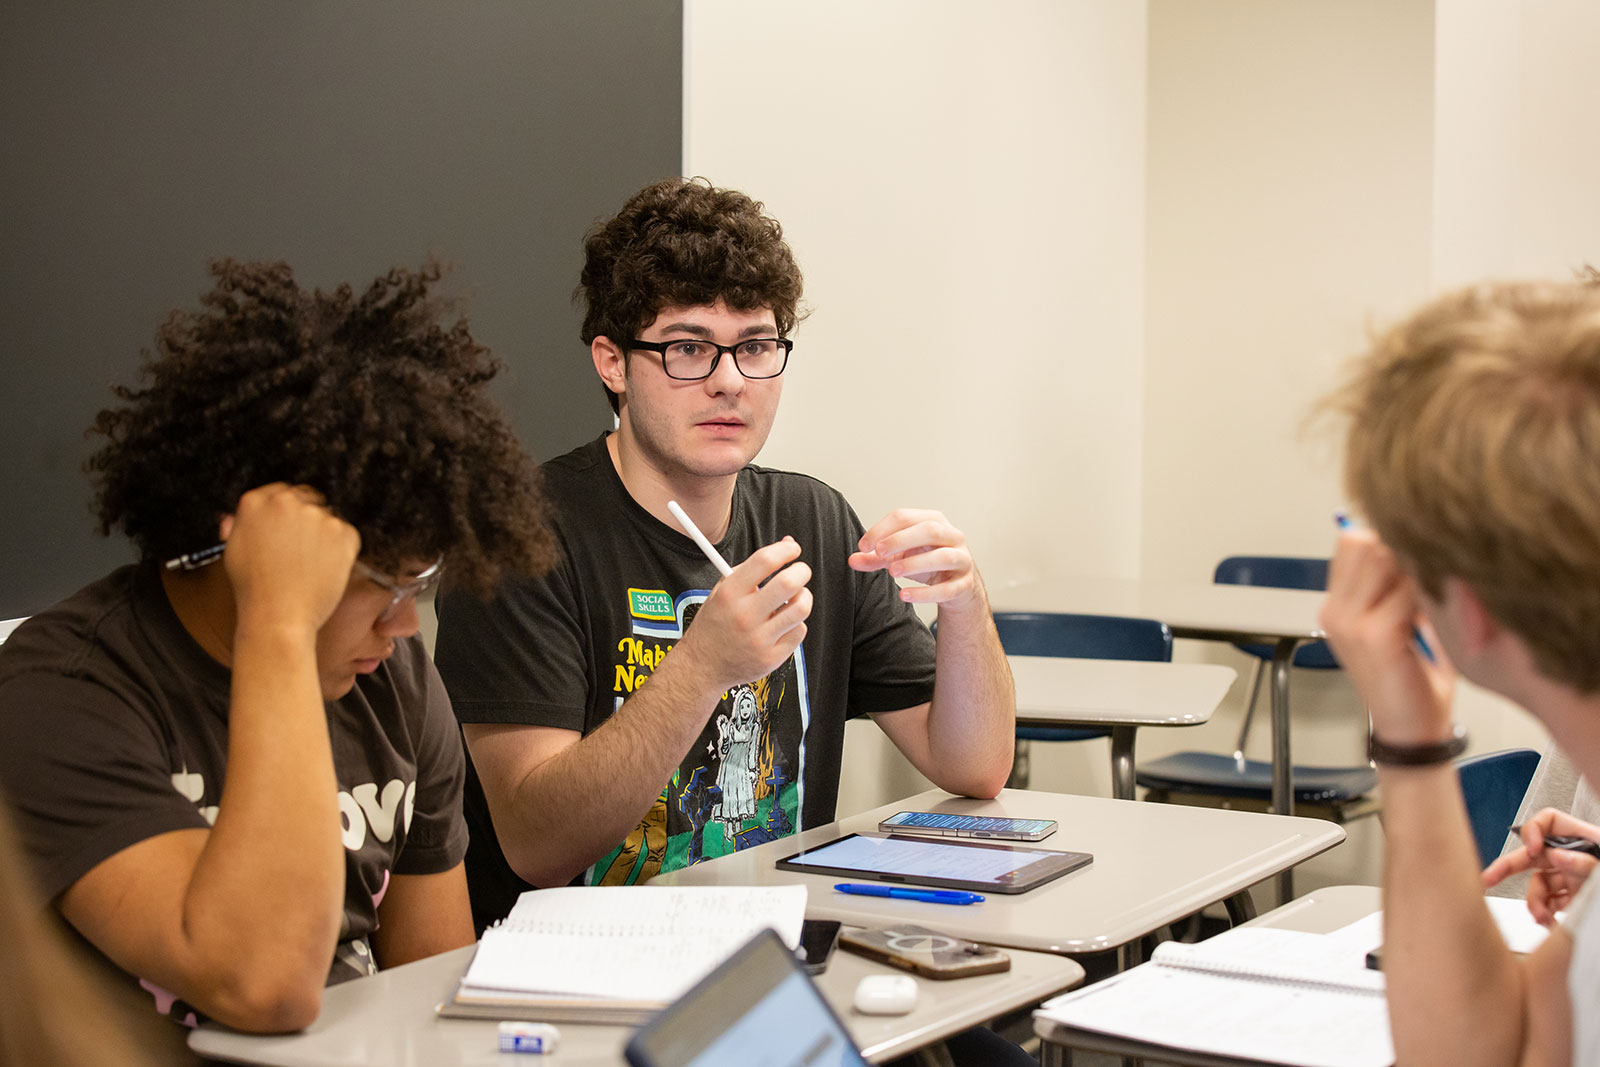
[1322,279,1600,1067]
[0,799,186,1066]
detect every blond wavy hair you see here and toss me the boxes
[1332,276,1600,691]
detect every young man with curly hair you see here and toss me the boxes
[1321,278,1600,1067]
[0,260,554,1036]
[435,178,1015,920]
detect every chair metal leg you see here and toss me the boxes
[1271,638,1299,902]
[1223,889,1257,925]
[1007,737,1031,789]
[1109,726,1137,801]
[1231,658,1265,771]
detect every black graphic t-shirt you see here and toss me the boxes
[436,434,936,930]
[0,564,468,1025]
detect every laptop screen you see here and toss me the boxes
[624,929,869,1067]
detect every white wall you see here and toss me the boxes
[685,0,1150,810]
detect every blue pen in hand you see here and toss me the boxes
[1333,510,1436,663]
[834,883,985,905]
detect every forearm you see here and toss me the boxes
[496,655,725,887]
[185,623,344,1026]
[371,866,475,969]
[1381,764,1528,1067]
[923,588,1015,797]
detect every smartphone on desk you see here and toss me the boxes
[878,811,1058,842]
[839,924,1010,980]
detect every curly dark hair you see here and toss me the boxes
[578,177,806,413]
[88,259,556,595]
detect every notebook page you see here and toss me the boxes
[1150,927,1384,993]
[1328,897,1552,957]
[462,885,806,1003]
[1038,960,1393,1067]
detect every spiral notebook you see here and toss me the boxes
[439,885,807,1026]
[1035,926,1393,1067]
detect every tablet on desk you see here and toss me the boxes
[625,928,868,1067]
[775,832,1091,894]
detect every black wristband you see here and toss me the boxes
[1367,724,1468,766]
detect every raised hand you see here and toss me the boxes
[1320,528,1456,746]
[850,508,985,613]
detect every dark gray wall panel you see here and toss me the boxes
[0,1,681,616]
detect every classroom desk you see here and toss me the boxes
[993,575,1329,820]
[1009,656,1235,800]
[650,788,1344,958]
[1033,884,1383,1067]
[189,936,1085,1066]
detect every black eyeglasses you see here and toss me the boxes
[627,337,793,381]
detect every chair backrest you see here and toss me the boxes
[1214,556,1329,591]
[1214,556,1337,669]
[991,611,1172,663]
[0,617,25,644]
[1458,747,1543,868]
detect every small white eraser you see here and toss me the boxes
[498,1021,560,1053]
[854,974,917,1015]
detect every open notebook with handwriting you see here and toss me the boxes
[438,884,807,1026]
[1035,925,1393,1067]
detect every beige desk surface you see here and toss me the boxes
[992,575,1326,646]
[1034,884,1384,1067]
[1238,883,1381,933]
[1010,656,1234,727]
[650,788,1344,955]
[190,936,1084,1066]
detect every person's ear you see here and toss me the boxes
[593,337,627,398]
[1443,576,1497,656]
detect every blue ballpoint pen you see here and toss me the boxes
[833,882,984,905]
[1333,510,1436,662]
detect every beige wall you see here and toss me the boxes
[686,0,1149,585]
[680,1,1597,824]
[685,0,1150,810]
[1507,0,1600,278]
[1138,0,1440,793]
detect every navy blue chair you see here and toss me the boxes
[1135,556,1377,821]
[996,611,1172,798]
[1459,748,1542,868]
[1214,556,1338,764]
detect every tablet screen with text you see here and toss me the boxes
[774,832,1091,894]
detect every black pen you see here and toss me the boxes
[1510,825,1600,859]
[165,543,227,571]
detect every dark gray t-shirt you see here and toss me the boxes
[435,434,937,931]
[0,564,468,1025]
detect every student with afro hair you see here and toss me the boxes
[0,259,555,1037]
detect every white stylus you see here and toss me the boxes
[666,500,734,577]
